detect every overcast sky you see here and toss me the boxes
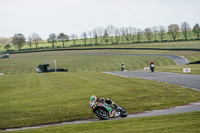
[0,0,200,39]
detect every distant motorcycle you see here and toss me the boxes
[121,63,125,71]
[121,66,125,71]
[150,64,155,72]
[90,98,128,120]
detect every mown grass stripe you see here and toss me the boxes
[0,50,199,129]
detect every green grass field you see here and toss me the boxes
[0,50,177,74]
[0,49,200,130]
[0,72,200,129]
[0,39,200,53]
[5,111,200,133]
[81,40,200,49]
[0,50,200,129]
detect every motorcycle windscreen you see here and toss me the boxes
[90,101,95,107]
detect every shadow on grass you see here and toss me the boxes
[189,60,200,64]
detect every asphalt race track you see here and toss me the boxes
[105,71,200,91]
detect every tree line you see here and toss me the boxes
[1,22,200,51]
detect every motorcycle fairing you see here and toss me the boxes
[91,101,118,117]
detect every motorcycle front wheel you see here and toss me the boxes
[118,106,128,117]
[95,107,109,120]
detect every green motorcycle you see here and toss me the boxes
[90,98,128,120]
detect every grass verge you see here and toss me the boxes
[0,50,176,74]
[4,111,200,133]
[156,64,200,75]
[0,72,200,129]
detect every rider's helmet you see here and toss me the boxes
[90,95,97,101]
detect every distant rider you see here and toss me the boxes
[150,60,155,65]
[150,60,155,72]
[121,63,125,71]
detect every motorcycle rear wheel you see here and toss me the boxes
[95,107,109,120]
[150,67,155,72]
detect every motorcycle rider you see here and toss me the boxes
[90,95,117,108]
[150,60,155,65]
[150,60,155,72]
[121,63,125,71]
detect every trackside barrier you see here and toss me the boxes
[144,67,150,70]
[183,68,191,73]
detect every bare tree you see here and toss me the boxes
[114,28,121,44]
[136,29,143,42]
[81,32,88,45]
[12,33,26,51]
[0,37,7,45]
[93,29,98,45]
[103,29,109,44]
[152,26,158,41]
[70,34,78,46]
[57,33,69,47]
[0,37,12,46]
[124,27,130,43]
[120,27,125,43]
[181,22,191,40]
[158,26,166,41]
[144,27,153,42]
[97,27,105,44]
[47,33,57,48]
[168,24,180,41]
[193,23,200,39]
[107,25,115,44]
[32,33,41,48]
[27,36,32,48]
[88,31,93,44]
[129,27,136,43]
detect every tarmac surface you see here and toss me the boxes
[105,71,200,91]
